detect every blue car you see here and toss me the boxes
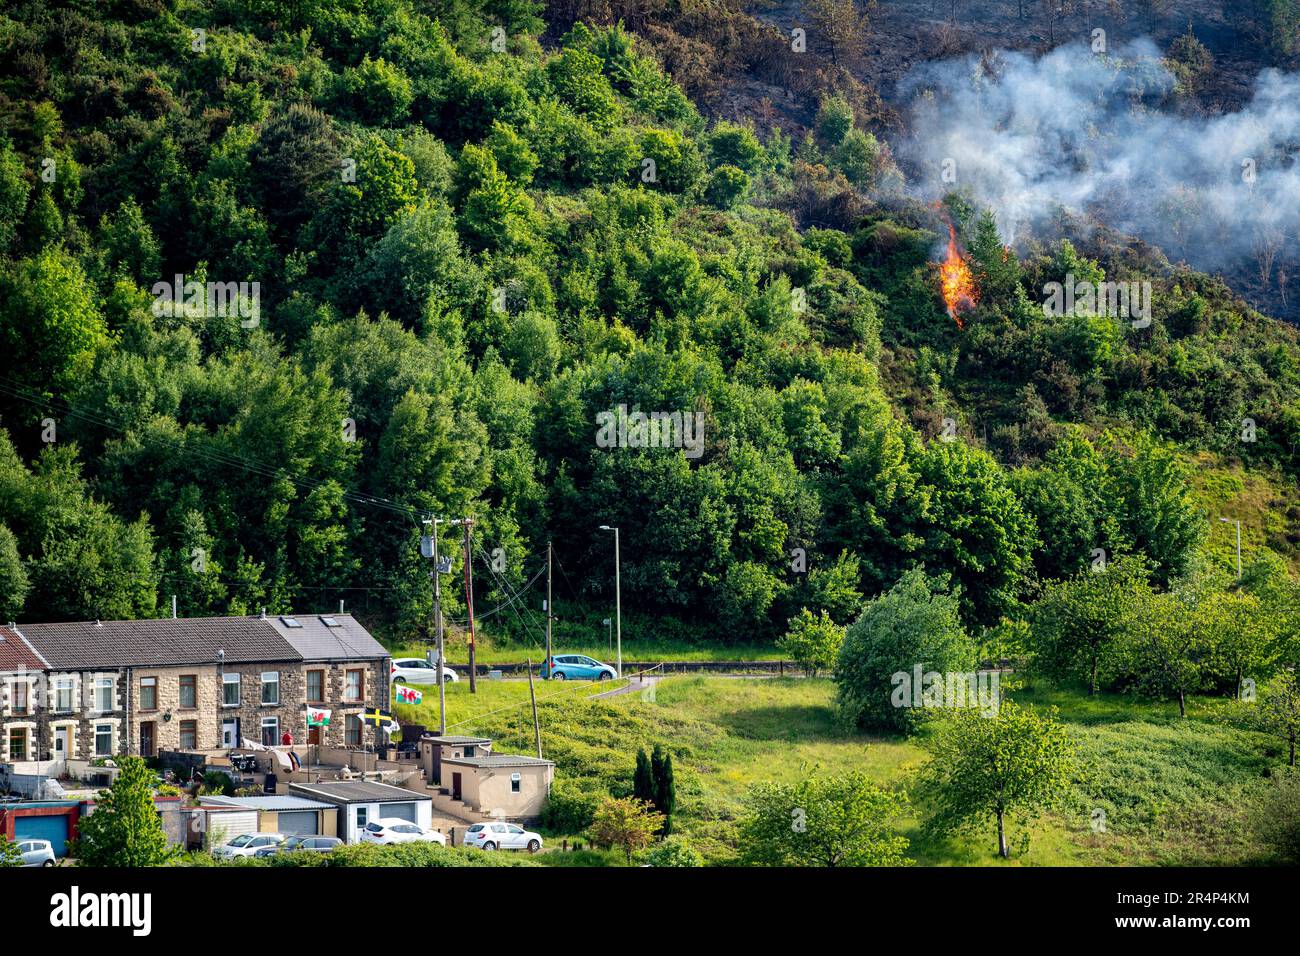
[541,655,618,681]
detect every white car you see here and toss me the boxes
[17,839,56,866]
[391,657,459,684]
[464,822,543,852]
[212,832,285,858]
[360,819,446,846]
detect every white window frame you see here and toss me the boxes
[93,676,115,714]
[261,672,280,706]
[54,677,75,713]
[222,672,241,707]
[94,722,114,757]
[261,716,279,745]
[511,772,521,793]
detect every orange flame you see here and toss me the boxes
[937,220,978,328]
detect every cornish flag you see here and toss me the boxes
[395,685,423,706]
[306,708,331,727]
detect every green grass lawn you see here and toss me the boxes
[391,675,1279,867]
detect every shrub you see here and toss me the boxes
[640,836,703,867]
[541,783,600,833]
[1250,772,1300,863]
[815,95,855,147]
[704,165,749,209]
[778,608,845,678]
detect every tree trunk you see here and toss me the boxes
[997,811,1008,858]
[1177,689,1186,717]
[1290,738,1296,767]
[1089,654,1098,696]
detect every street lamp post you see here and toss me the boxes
[422,517,447,734]
[1219,517,1242,579]
[600,526,621,678]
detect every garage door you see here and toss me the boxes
[15,814,71,857]
[277,810,319,836]
[383,802,417,822]
[206,810,257,842]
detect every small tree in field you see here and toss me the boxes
[918,701,1075,859]
[71,755,174,867]
[588,797,663,863]
[1256,670,1300,767]
[778,608,845,677]
[739,771,911,867]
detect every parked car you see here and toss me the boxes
[360,819,446,846]
[212,832,284,859]
[254,835,343,857]
[391,657,459,684]
[16,839,56,866]
[540,655,617,681]
[464,822,543,852]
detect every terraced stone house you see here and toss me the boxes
[2,613,391,761]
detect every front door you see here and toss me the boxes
[308,725,321,746]
[452,772,462,801]
[140,721,155,757]
[221,719,238,749]
[53,726,70,758]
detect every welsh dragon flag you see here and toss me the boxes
[395,685,423,706]
[306,707,331,727]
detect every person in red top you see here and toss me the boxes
[281,729,294,747]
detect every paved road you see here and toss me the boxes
[589,675,659,700]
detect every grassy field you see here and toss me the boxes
[388,637,783,665]
[391,675,1279,867]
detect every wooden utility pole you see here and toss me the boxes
[527,658,542,759]
[545,540,553,678]
[461,518,477,693]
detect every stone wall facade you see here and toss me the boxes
[5,656,390,760]
[129,664,223,755]
[301,659,389,749]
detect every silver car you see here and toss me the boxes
[212,832,285,858]
[17,839,57,866]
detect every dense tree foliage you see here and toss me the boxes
[0,0,1295,681]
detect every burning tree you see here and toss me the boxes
[936,217,978,327]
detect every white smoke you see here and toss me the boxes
[894,38,1300,287]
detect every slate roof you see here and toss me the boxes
[266,613,389,662]
[288,780,432,805]
[442,754,554,769]
[16,616,301,669]
[0,625,47,671]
